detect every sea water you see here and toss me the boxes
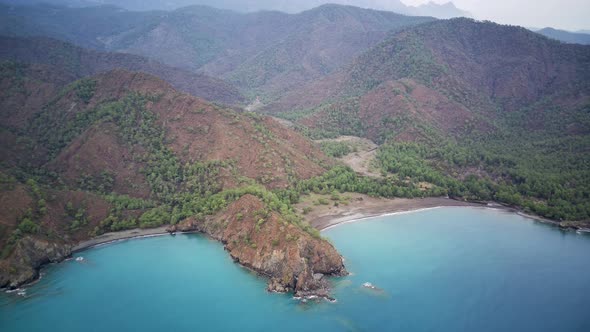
[1,207,589,331]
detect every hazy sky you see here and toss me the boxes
[401,0,590,30]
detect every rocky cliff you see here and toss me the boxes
[0,237,71,289]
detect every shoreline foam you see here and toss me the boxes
[321,207,444,231]
[72,197,580,253]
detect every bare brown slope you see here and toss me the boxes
[1,66,329,196]
[84,69,330,189]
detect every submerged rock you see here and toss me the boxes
[360,281,388,297]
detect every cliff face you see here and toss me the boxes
[0,237,71,289]
[170,195,347,298]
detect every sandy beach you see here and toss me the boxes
[72,226,173,252]
[295,194,484,230]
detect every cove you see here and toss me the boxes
[1,207,590,331]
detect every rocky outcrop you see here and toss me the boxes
[0,236,72,289]
[559,220,590,231]
[168,194,347,298]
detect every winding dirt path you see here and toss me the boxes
[315,135,381,177]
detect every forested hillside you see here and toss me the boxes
[267,18,590,221]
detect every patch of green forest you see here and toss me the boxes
[375,133,590,221]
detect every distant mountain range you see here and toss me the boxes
[0,3,434,99]
[406,1,471,19]
[0,0,471,18]
[536,27,590,45]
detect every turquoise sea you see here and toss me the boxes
[2,207,590,331]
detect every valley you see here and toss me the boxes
[316,136,381,177]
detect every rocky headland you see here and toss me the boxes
[167,194,348,298]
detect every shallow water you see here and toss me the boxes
[2,207,590,331]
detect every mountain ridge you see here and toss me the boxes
[0,0,471,19]
[536,27,590,45]
[0,36,246,105]
[0,2,435,100]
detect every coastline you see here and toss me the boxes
[68,198,486,253]
[5,195,587,293]
[320,206,444,231]
[297,194,586,232]
[72,198,566,253]
[73,196,584,252]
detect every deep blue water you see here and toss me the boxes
[2,207,590,331]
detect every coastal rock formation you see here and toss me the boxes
[0,237,71,289]
[168,194,347,297]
